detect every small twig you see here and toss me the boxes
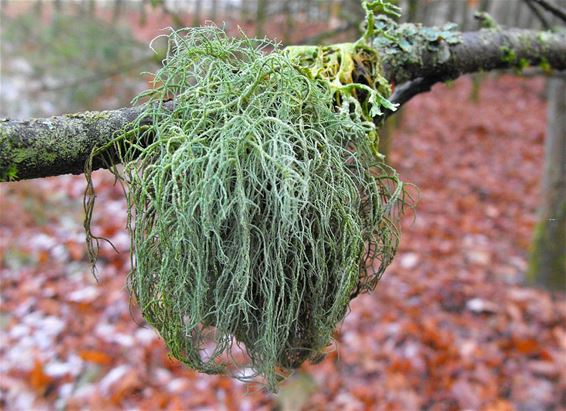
[524,0,552,29]
[474,11,501,30]
[294,23,356,45]
[383,75,448,120]
[384,66,566,121]
[531,0,566,23]
[37,55,158,92]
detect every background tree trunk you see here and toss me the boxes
[211,0,219,22]
[192,0,202,27]
[255,0,267,37]
[527,77,566,291]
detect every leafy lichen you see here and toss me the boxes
[370,16,462,69]
[284,40,395,157]
[474,12,501,30]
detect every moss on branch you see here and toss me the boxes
[0,108,143,182]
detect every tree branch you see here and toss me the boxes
[381,28,566,117]
[0,107,144,180]
[388,76,440,110]
[381,29,566,84]
[2,28,565,182]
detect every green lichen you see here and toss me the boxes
[536,31,552,44]
[371,17,462,69]
[474,12,500,30]
[0,127,16,182]
[539,57,552,74]
[85,20,408,390]
[518,33,534,49]
[0,164,18,182]
[518,58,530,71]
[284,40,395,157]
[500,45,532,73]
[500,45,520,68]
[282,1,403,157]
[66,111,112,121]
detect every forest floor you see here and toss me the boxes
[1,75,564,411]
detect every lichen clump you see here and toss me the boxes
[86,26,405,388]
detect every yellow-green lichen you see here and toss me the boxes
[284,1,401,158]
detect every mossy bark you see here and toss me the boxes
[527,78,566,291]
[0,107,144,181]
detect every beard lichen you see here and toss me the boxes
[85,18,408,389]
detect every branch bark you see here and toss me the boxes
[383,28,566,86]
[384,28,566,116]
[0,107,144,180]
[524,0,551,30]
[1,28,565,182]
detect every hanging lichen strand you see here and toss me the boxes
[85,2,407,390]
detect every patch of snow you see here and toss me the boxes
[51,244,70,263]
[114,333,135,347]
[167,378,187,392]
[45,362,73,378]
[3,338,35,371]
[59,383,74,398]
[155,368,172,384]
[29,233,56,250]
[45,355,83,378]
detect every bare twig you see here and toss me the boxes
[37,55,158,92]
[531,0,566,23]
[387,76,440,114]
[524,0,552,29]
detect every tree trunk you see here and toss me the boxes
[255,0,267,37]
[406,0,418,22]
[377,114,400,163]
[112,0,123,23]
[192,0,202,27]
[283,0,294,44]
[527,77,566,291]
[211,0,218,22]
[447,0,458,23]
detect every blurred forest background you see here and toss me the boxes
[1,0,565,410]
